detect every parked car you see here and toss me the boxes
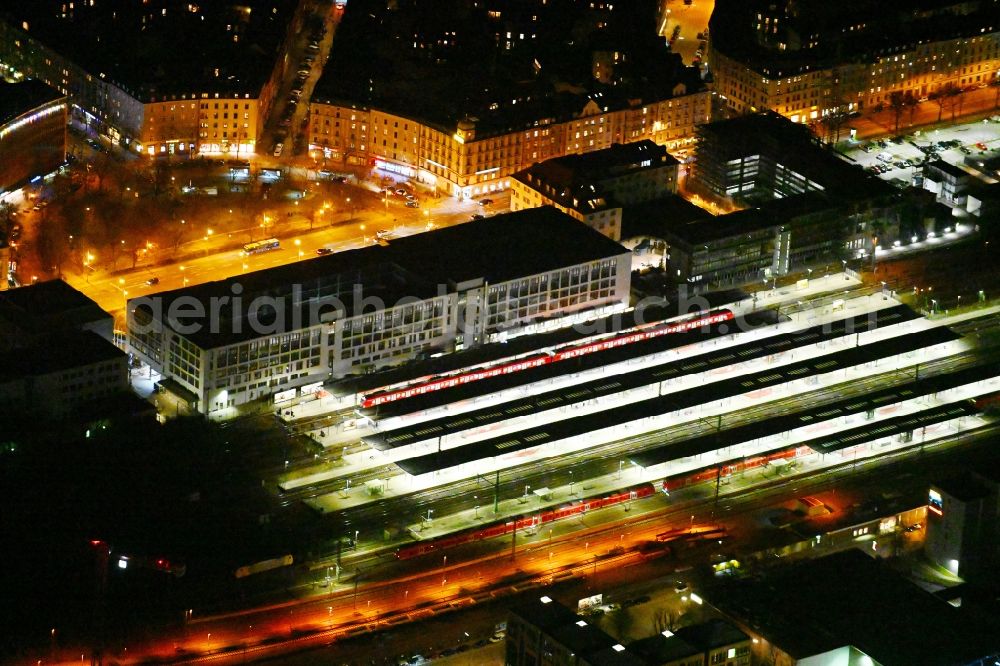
[405,200,419,208]
[471,213,486,220]
[479,197,493,205]
[273,143,284,157]
[146,277,160,286]
[394,187,407,196]
[316,247,333,255]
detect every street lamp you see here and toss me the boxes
[474,495,479,519]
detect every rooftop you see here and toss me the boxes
[627,633,701,664]
[0,79,64,127]
[510,596,639,665]
[674,619,749,651]
[513,141,678,213]
[510,596,579,634]
[136,208,629,349]
[0,279,111,348]
[925,159,975,181]
[711,549,1000,665]
[933,474,995,503]
[620,195,713,240]
[709,0,997,79]
[312,0,703,139]
[698,113,895,202]
[0,330,124,380]
[0,0,297,101]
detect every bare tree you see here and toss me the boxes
[604,607,635,641]
[35,210,71,277]
[652,607,685,635]
[0,201,14,239]
[938,83,964,122]
[888,91,907,134]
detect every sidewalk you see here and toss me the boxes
[843,86,1000,141]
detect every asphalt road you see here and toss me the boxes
[660,0,713,66]
[63,188,510,318]
[57,422,1000,666]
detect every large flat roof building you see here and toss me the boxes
[711,549,1000,666]
[0,278,113,350]
[127,208,631,414]
[0,280,126,420]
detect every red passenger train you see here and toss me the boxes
[364,309,736,409]
[395,483,656,559]
[394,445,810,560]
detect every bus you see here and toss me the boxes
[243,238,280,255]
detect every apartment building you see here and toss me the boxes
[308,87,709,199]
[510,140,680,240]
[0,280,127,420]
[0,0,297,156]
[709,0,1000,125]
[127,208,631,414]
[0,80,66,195]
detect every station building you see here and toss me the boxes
[0,80,66,196]
[127,208,631,414]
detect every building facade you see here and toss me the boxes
[511,140,680,241]
[128,208,631,414]
[308,90,709,199]
[0,280,126,419]
[641,113,905,285]
[709,0,1000,127]
[0,1,297,157]
[0,332,128,419]
[926,473,1000,581]
[0,80,66,195]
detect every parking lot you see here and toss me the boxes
[840,115,1000,189]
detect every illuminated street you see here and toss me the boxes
[5,1,1000,664]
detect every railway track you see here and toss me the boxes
[294,348,998,552]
